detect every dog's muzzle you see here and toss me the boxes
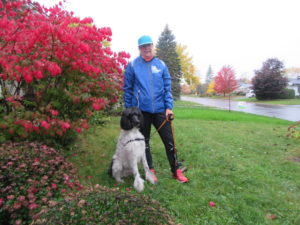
[131,115,141,127]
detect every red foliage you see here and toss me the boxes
[0,1,129,82]
[214,66,238,95]
[0,0,130,143]
[0,142,84,224]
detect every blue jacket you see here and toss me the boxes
[123,56,173,113]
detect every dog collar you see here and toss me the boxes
[125,138,145,146]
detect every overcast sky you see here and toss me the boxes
[36,0,300,80]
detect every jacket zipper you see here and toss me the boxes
[148,63,154,113]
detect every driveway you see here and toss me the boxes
[181,96,300,122]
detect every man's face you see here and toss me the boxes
[139,44,154,60]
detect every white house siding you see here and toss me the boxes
[288,77,300,96]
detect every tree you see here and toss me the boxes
[214,66,238,96]
[252,58,288,100]
[180,84,191,95]
[205,65,214,85]
[176,43,199,92]
[206,80,215,95]
[196,83,208,96]
[156,25,181,100]
[0,0,129,145]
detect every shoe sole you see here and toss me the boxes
[176,180,188,183]
[173,176,188,183]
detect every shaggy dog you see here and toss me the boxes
[111,107,156,192]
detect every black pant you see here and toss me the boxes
[140,111,179,174]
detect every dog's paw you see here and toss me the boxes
[116,178,124,183]
[146,172,157,184]
[134,177,144,192]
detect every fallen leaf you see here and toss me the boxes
[266,214,277,220]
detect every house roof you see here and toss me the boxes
[238,83,252,88]
[288,78,300,85]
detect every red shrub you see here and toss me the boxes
[0,1,130,145]
[0,142,83,224]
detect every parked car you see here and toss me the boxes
[245,90,255,98]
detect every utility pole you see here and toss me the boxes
[228,77,231,112]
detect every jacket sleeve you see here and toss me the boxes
[162,64,173,110]
[123,62,134,108]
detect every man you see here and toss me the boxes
[123,35,188,183]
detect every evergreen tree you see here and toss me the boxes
[156,25,182,100]
[205,65,214,84]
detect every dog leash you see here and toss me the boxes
[150,114,178,159]
[150,114,187,172]
[150,114,174,138]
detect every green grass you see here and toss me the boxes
[68,101,300,225]
[236,98,300,105]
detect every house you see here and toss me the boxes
[234,82,252,95]
[287,76,300,96]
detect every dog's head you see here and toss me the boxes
[120,107,143,130]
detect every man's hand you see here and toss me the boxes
[166,109,174,121]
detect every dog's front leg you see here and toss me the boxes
[112,160,124,183]
[114,172,124,183]
[142,156,156,184]
[131,160,144,192]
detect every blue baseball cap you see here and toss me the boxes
[138,35,153,46]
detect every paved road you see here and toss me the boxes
[181,96,300,122]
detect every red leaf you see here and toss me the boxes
[266,214,277,220]
[209,201,215,207]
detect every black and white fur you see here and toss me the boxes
[111,107,156,192]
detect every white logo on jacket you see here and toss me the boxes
[151,65,161,73]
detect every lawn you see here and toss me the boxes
[68,101,300,225]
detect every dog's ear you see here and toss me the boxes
[120,108,133,130]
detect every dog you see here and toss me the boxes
[110,107,156,192]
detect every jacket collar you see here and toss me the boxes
[140,55,155,62]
